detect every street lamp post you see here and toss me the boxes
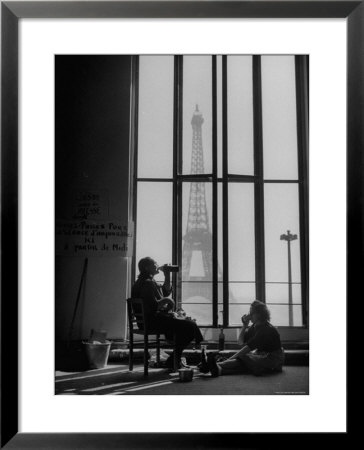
[280,230,298,326]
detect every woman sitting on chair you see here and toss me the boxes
[131,256,204,370]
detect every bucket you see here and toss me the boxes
[83,341,111,369]
[178,368,194,382]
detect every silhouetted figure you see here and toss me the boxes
[202,300,284,377]
[131,257,203,369]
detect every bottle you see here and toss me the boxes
[218,326,225,351]
[201,345,207,365]
[198,345,209,373]
[159,264,179,273]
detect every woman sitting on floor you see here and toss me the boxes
[202,300,284,377]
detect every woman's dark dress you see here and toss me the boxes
[131,276,203,356]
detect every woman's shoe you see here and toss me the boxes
[179,357,190,369]
[165,356,190,371]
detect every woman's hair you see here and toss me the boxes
[250,300,271,322]
[138,257,154,277]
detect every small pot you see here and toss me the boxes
[178,368,194,382]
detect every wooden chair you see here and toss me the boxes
[126,298,177,376]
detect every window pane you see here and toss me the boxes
[181,282,212,303]
[261,56,298,180]
[267,304,303,326]
[230,303,303,327]
[264,184,301,283]
[266,282,302,304]
[182,304,211,326]
[138,56,174,178]
[135,182,172,282]
[183,56,212,174]
[229,304,251,326]
[227,56,254,175]
[229,282,256,304]
[182,182,212,282]
[228,183,255,281]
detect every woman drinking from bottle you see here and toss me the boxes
[201,300,284,377]
[131,257,204,370]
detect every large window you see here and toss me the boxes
[133,55,308,328]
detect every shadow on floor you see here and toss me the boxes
[55,363,309,395]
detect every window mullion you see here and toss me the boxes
[253,55,266,303]
[222,55,229,327]
[295,55,309,327]
[131,55,139,289]
[212,55,218,327]
[173,55,183,308]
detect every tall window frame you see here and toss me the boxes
[131,54,309,328]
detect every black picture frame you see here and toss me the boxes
[1,1,355,448]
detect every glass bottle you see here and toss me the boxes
[218,326,225,351]
[201,345,207,365]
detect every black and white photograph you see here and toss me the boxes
[55,54,309,396]
[1,1,353,445]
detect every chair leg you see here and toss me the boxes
[129,331,133,371]
[156,334,160,365]
[173,334,178,372]
[144,334,149,376]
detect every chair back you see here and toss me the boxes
[127,298,146,332]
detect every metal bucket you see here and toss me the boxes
[178,368,194,382]
[83,341,111,369]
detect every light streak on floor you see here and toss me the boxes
[55,368,139,383]
[124,381,173,392]
[112,377,178,393]
[81,381,136,393]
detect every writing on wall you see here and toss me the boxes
[56,220,133,257]
[71,190,109,220]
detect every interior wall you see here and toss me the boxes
[55,56,132,342]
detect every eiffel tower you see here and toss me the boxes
[181,105,213,302]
